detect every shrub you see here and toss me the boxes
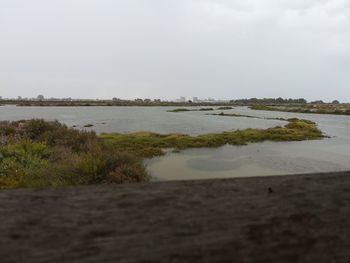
[0,140,51,175]
[0,120,149,189]
[107,164,147,184]
[217,106,233,110]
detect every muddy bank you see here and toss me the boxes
[0,171,350,262]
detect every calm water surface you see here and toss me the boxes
[1,105,349,180]
[146,107,350,180]
[0,105,283,135]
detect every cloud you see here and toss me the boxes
[0,0,350,101]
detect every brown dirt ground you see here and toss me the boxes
[0,171,350,263]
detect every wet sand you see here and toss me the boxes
[0,171,350,262]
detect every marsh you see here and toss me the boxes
[1,105,350,182]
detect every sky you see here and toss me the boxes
[1,0,350,101]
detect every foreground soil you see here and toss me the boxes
[1,171,350,263]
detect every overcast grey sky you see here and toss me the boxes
[1,0,350,101]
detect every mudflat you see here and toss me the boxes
[0,171,349,263]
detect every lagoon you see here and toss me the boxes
[1,105,349,180]
[0,105,284,135]
[147,107,350,180]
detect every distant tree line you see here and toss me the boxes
[231,97,308,105]
[231,97,343,105]
[0,96,344,106]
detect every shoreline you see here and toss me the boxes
[1,171,349,262]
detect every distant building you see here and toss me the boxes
[177,96,186,102]
[193,97,199,103]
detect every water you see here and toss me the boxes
[1,105,350,180]
[0,105,284,135]
[147,107,350,180]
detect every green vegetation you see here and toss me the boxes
[233,97,307,105]
[0,120,148,189]
[1,97,348,108]
[167,107,214,112]
[167,107,234,113]
[251,105,350,116]
[211,112,258,118]
[167,108,191,112]
[250,105,275,111]
[1,99,233,107]
[210,112,287,121]
[100,118,324,157]
[217,106,233,110]
[1,118,324,189]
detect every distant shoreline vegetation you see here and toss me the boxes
[0,99,232,107]
[0,97,347,107]
[1,118,324,189]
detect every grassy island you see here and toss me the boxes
[217,106,233,110]
[167,108,214,112]
[209,112,287,121]
[210,112,259,118]
[1,118,324,189]
[101,118,324,158]
[167,107,234,113]
[251,105,350,115]
[166,108,191,112]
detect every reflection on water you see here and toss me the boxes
[146,141,348,181]
[1,105,350,180]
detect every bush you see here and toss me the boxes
[0,140,51,176]
[0,120,149,189]
[107,164,147,184]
